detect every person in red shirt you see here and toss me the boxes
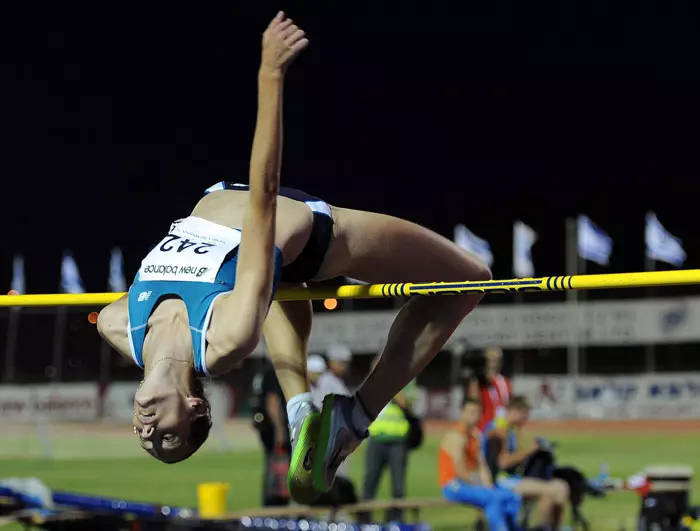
[468,347,512,431]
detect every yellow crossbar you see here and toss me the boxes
[1,270,698,308]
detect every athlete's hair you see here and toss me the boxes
[162,377,212,464]
[462,396,482,407]
[507,395,531,411]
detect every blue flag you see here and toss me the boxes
[513,221,537,278]
[108,248,127,292]
[11,254,25,294]
[645,212,686,267]
[453,223,494,267]
[577,215,613,266]
[60,252,85,294]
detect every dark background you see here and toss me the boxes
[2,1,699,390]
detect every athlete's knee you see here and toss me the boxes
[549,478,569,505]
[450,257,491,312]
[495,486,520,504]
[451,251,492,283]
[472,258,492,282]
[491,487,510,503]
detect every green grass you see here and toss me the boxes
[1,429,698,531]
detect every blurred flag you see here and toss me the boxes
[577,215,612,266]
[645,212,686,267]
[108,248,127,292]
[453,223,493,267]
[60,252,85,294]
[11,255,25,294]
[513,221,537,278]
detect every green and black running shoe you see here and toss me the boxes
[287,402,321,504]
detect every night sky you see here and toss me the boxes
[3,1,699,299]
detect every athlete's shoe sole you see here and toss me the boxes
[312,394,335,493]
[312,394,364,493]
[287,411,322,504]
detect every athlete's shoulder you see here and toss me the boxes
[441,427,464,447]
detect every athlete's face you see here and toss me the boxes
[461,402,482,428]
[132,389,195,462]
[329,360,349,377]
[484,347,503,374]
[507,406,530,428]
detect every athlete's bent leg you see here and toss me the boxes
[311,209,490,492]
[512,478,557,528]
[263,298,312,400]
[263,298,320,504]
[548,478,570,529]
[442,480,511,531]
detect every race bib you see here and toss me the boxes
[138,216,241,284]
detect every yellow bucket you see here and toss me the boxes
[197,482,230,518]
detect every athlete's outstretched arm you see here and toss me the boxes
[207,13,308,364]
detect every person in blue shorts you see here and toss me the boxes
[482,396,569,529]
[97,11,491,505]
[438,398,521,531]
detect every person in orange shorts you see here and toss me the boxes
[438,398,522,531]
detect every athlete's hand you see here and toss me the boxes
[261,11,309,73]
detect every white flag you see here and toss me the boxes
[453,224,493,267]
[11,255,25,294]
[577,215,613,266]
[108,248,127,292]
[61,252,85,294]
[645,212,686,267]
[513,221,537,278]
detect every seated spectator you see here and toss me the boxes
[482,396,569,530]
[438,398,522,531]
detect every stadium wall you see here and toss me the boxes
[1,373,698,422]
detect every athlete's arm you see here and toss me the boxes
[207,13,308,364]
[495,428,539,470]
[96,295,132,359]
[476,443,494,487]
[441,431,473,483]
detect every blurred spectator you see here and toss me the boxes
[307,354,327,393]
[362,356,418,522]
[250,359,291,507]
[315,344,353,398]
[468,346,512,431]
[308,351,358,508]
[482,396,569,529]
[438,398,521,531]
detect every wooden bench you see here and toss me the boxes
[224,497,455,523]
[0,500,457,530]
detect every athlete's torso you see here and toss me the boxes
[126,183,334,376]
[481,418,518,464]
[438,424,481,486]
[191,188,315,267]
[477,375,511,431]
